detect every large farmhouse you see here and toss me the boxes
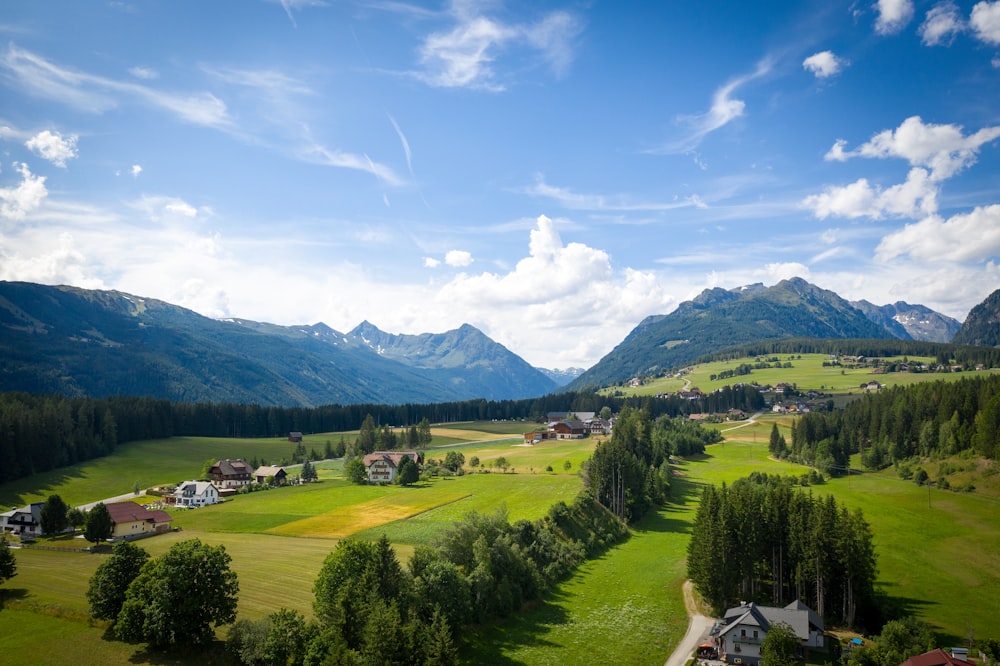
[715,600,824,665]
[105,501,172,539]
[362,451,422,484]
[209,459,253,491]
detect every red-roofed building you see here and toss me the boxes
[105,501,172,539]
[899,649,970,666]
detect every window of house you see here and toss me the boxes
[741,629,746,638]
[753,630,758,639]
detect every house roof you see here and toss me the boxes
[254,465,286,477]
[900,649,970,666]
[105,501,172,525]
[718,601,822,641]
[175,480,216,496]
[212,459,252,476]
[362,451,421,468]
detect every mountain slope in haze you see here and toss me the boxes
[851,299,961,342]
[568,277,901,390]
[538,367,585,386]
[0,281,556,406]
[952,288,1000,347]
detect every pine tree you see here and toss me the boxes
[0,538,16,585]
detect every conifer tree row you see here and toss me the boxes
[687,473,877,627]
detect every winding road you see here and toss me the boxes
[664,581,715,666]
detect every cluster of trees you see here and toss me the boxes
[791,374,1000,476]
[87,539,238,648]
[687,473,877,629]
[583,407,720,522]
[0,538,15,585]
[227,495,627,664]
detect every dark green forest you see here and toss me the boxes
[687,473,878,629]
[790,374,1000,475]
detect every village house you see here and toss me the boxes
[362,451,422,484]
[0,502,43,538]
[715,600,824,665]
[900,648,971,666]
[169,480,220,507]
[209,459,253,492]
[105,501,172,539]
[549,420,587,439]
[254,465,288,485]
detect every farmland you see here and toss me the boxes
[1,408,999,662]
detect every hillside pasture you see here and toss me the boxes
[613,353,1000,398]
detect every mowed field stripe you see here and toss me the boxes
[265,489,472,539]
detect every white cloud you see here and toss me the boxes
[874,0,914,35]
[875,204,1000,262]
[803,168,937,220]
[165,201,198,217]
[920,2,965,45]
[131,164,143,178]
[761,262,812,282]
[0,162,47,220]
[803,51,845,78]
[300,144,404,186]
[423,256,441,268]
[0,231,104,288]
[658,58,773,153]
[0,45,231,127]
[415,6,582,90]
[824,115,1000,180]
[971,1,1000,44]
[444,249,473,267]
[25,129,78,167]
[524,175,707,211]
[129,65,158,80]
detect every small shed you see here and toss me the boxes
[288,432,303,442]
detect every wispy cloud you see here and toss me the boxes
[919,2,964,46]
[0,162,47,220]
[523,175,707,212]
[0,45,231,127]
[412,3,583,91]
[387,113,414,176]
[655,58,773,154]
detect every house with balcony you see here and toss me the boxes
[716,600,824,665]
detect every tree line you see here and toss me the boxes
[687,472,878,629]
[0,387,764,485]
[789,374,1000,476]
[583,406,721,522]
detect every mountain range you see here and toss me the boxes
[567,278,965,390]
[0,281,557,406]
[2,278,991,406]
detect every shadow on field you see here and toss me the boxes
[462,586,573,665]
[0,466,89,506]
[0,587,28,609]
[126,639,233,665]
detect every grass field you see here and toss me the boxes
[611,353,1000,398]
[2,417,998,663]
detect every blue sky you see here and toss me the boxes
[2,0,999,369]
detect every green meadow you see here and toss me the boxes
[1,416,998,663]
[612,353,1000,398]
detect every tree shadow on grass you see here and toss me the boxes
[462,587,573,665]
[0,587,28,610]
[127,639,235,665]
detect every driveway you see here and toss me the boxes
[664,580,715,666]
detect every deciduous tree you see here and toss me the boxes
[40,494,69,535]
[86,541,149,621]
[396,455,419,486]
[84,502,113,545]
[345,457,367,484]
[116,538,238,647]
[761,621,800,666]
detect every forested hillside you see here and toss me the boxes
[791,374,1000,474]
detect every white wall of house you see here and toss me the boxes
[367,460,396,483]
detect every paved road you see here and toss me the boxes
[76,490,146,512]
[665,581,715,666]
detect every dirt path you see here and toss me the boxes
[664,581,714,666]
